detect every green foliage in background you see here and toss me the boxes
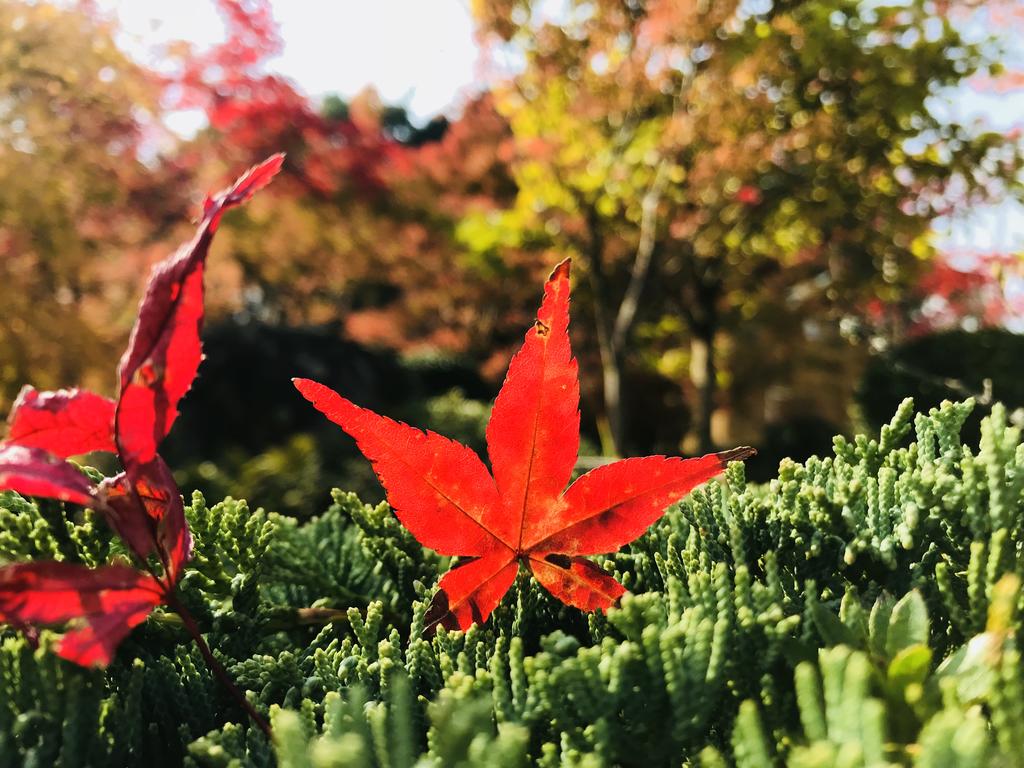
[467,0,1024,454]
[2,398,1024,766]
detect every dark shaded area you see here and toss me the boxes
[163,318,493,515]
[622,367,692,456]
[166,320,402,457]
[857,329,1024,444]
[745,416,844,482]
[321,93,449,147]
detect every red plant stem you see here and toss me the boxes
[164,591,272,738]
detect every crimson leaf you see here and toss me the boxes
[295,259,755,632]
[6,386,116,458]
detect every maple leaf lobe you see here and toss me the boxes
[293,376,505,555]
[0,444,97,507]
[7,386,117,458]
[528,555,625,612]
[117,153,285,467]
[422,552,518,636]
[0,561,163,666]
[487,255,579,550]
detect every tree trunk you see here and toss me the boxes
[693,329,716,453]
[686,270,721,454]
[593,331,622,454]
[579,206,624,455]
[578,162,666,457]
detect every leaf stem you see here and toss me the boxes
[164,591,272,738]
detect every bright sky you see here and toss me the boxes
[99,0,1023,254]
[100,0,483,123]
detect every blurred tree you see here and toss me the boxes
[180,89,541,362]
[0,1,188,411]
[161,0,547,370]
[863,251,1024,338]
[469,0,1022,453]
[946,0,1024,93]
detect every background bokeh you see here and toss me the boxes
[2,0,1022,513]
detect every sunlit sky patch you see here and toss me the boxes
[98,0,483,127]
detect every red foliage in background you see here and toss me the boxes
[864,250,1024,337]
[164,0,402,196]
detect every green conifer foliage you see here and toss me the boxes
[1,399,1023,765]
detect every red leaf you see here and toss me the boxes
[0,561,163,667]
[0,159,283,672]
[525,449,755,555]
[527,554,626,611]
[204,152,285,227]
[57,604,159,667]
[116,154,283,465]
[98,456,191,580]
[7,386,116,458]
[0,443,96,507]
[96,472,157,561]
[129,457,191,580]
[423,552,519,634]
[297,259,755,631]
[294,378,506,556]
[485,258,580,547]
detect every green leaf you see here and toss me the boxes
[887,643,932,690]
[885,591,929,658]
[868,593,894,658]
[809,600,857,647]
[935,634,1001,702]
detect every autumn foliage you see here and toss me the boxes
[0,155,282,668]
[296,260,753,631]
[0,152,759,739]
[0,1,1023,763]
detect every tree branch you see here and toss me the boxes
[612,161,669,352]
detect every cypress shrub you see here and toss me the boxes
[1,398,1023,766]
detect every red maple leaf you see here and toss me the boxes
[0,562,164,667]
[0,443,99,507]
[0,155,283,667]
[294,259,754,632]
[6,387,117,458]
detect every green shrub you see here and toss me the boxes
[2,398,1023,766]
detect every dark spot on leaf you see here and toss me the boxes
[535,319,550,336]
[545,553,572,569]
[469,598,483,626]
[132,361,162,387]
[422,589,452,638]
